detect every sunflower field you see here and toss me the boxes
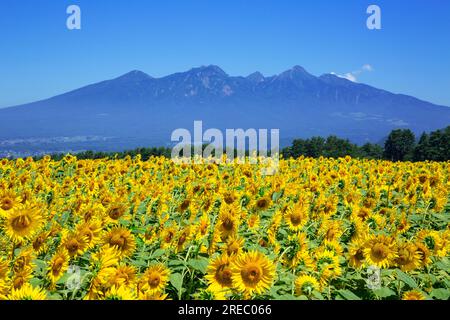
[0,155,449,300]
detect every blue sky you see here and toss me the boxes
[0,0,449,107]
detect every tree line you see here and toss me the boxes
[38,126,449,162]
[283,126,449,162]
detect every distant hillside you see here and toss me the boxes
[1,65,449,156]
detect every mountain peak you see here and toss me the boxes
[116,70,152,81]
[190,65,228,77]
[246,71,265,83]
[278,65,315,80]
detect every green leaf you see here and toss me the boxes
[311,290,325,300]
[29,277,43,287]
[395,269,418,288]
[170,273,184,292]
[187,257,209,274]
[150,248,166,259]
[132,259,148,267]
[430,288,450,300]
[276,294,299,300]
[338,289,361,300]
[373,287,396,298]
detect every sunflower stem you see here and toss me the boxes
[10,241,16,261]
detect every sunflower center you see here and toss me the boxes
[326,228,335,240]
[290,213,302,226]
[33,235,45,250]
[11,214,32,231]
[178,234,187,246]
[83,229,94,242]
[355,249,364,262]
[180,200,190,212]
[1,198,14,210]
[222,218,234,231]
[148,274,161,288]
[165,232,174,243]
[110,234,127,249]
[224,194,235,204]
[52,257,65,275]
[241,264,262,285]
[396,249,411,265]
[227,243,239,256]
[66,239,81,254]
[109,207,123,220]
[215,265,233,287]
[256,199,268,209]
[371,243,388,260]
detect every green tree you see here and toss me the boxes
[359,143,384,159]
[383,129,416,161]
[413,132,430,161]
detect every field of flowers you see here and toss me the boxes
[0,155,449,300]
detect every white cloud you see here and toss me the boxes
[333,64,374,82]
[341,73,357,82]
[362,64,373,72]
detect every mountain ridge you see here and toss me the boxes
[1,65,449,156]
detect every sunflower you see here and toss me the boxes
[414,242,432,268]
[315,250,342,285]
[139,264,170,294]
[363,235,397,269]
[32,231,49,255]
[319,219,343,242]
[225,236,245,257]
[0,189,21,217]
[160,225,177,249]
[205,255,233,292]
[217,204,240,240]
[0,280,9,300]
[138,291,169,300]
[394,242,420,272]
[107,265,137,288]
[194,214,210,240]
[13,248,35,273]
[104,285,137,300]
[282,233,310,268]
[105,202,129,224]
[254,196,272,212]
[285,202,308,231]
[417,230,443,255]
[8,283,47,300]
[91,246,120,270]
[48,248,70,284]
[12,268,33,289]
[402,290,426,300]
[175,226,191,253]
[61,231,89,258]
[295,275,320,296]
[231,251,275,296]
[75,220,102,248]
[0,258,9,280]
[103,227,136,257]
[4,204,43,242]
[348,238,366,269]
[318,239,343,256]
[222,190,238,205]
[247,214,260,230]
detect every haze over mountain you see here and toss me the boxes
[1,65,449,156]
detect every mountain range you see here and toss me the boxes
[1,65,449,157]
